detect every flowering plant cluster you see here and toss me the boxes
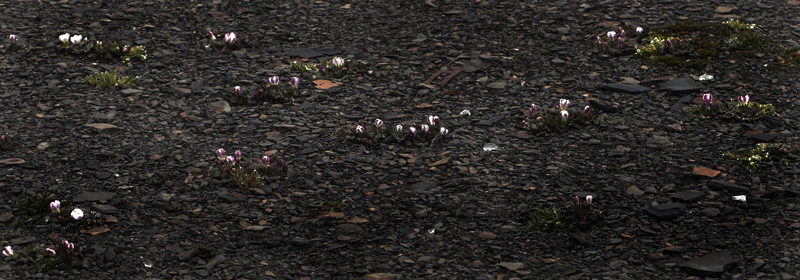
[723,143,797,170]
[526,195,599,233]
[345,116,451,145]
[2,239,90,274]
[11,194,100,229]
[593,25,647,55]
[202,30,246,51]
[524,99,598,133]
[2,34,25,53]
[290,56,370,79]
[230,76,302,104]
[213,149,289,188]
[57,33,147,63]
[85,70,138,89]
[688,94,776,120]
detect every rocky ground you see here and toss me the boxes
[2,0,800,279]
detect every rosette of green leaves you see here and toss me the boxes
[86,70,138,89]
[723,143,797,170]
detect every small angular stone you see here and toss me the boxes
[679,252,738,277]
[602,84,651,94]
[658,76,701,94]
[644,203,686,220]
[410,181,439,194]
[499,262,524,271]
[209,101,231,113]
[672,191,705,202]
[288,48,324,58]
[708,180,750,194]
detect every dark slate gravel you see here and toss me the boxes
[1,0,800,279]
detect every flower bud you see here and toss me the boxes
[46,247,56,256]
[261,156,270,166]
[420,124,430,133]
[607,31,616,41]
[233,86,242,95]
[207,30,216,40]
[702,93,712,108]
[559,99,570,110]
[573,196,580,204]
[70,35,82,44]
[595,37,602,46]
[71,208,84,220]
[561,110,569,120]
[318,63,326,73]
[530,103,537,115]
[619,27,626,40]
[332,57,345,67]
[277,159,286,169]
[582,106,591,116]
[269,76,280,85]
[290,77,300,88]
[617,37,624,48]
[439,127,449,135]
[395,124,403,132]
[9,35,16,44]
[234,150,242,160]
[254,89,263,98]
[408,127,417,135]
[59,33,70,43]
[226,156,235,165]
[586,195,593,204]
[224,32,236,44]
[2,246,13,257]
[738,95,750,105]
[50,200,61,213]
[62,240,74,251]
[636,27,643,34]
[665,38,673,49]
[355,124,365,134]
[427,115,439,126]
[374,119,383,127]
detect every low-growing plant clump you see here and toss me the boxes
[723,143,799,170]
[526,196,601,233]
[230,76,302,104]
[211,149,289,189]
[290,56,370,79]
[688,94,776,121]
[196,29,247,51]
[85,70,138,89]
[345,115,451,146]
[523,99,598,133]
[57,33,146,63]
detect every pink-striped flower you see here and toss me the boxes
[46,247,56,256]
[226,156,235,165]
[636,27,643,35]
[2,246,13,257]
[355,124,365,134]
[561,110,569,120]
[702,93,713,108]
[586,196,593,204]
[582,106,591,116]
[269,76,280,85]
[290,77,300,88]
[9,35,16,44]
[207,30,216,40]
[215,148,226,160]
[50,200,61,213]
[530,103,537,115]
[261,156,270,166]
[395,124,403,132]
[559,99,570,110]
[224,32,236,44]
[234,150,242,160]
[374,119,383,127]
[738,95,750,105]
[607,31,616,41]
[420,124,430,133]
[332,57,345,67]
[62,240,74,251]
[439,127,449,135]
[71,208,83,220]
[233,86,242,95]
[427,115,439,126]
[408,127,417,135]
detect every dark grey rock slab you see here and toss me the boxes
[410,181,439,194]
[748,132,778,143]
[589,99,618,113]
[679,252,738,277]
[478,115,505,126]
[73,192,116,203]
[658,76,701,94]
[601,84,651,94]
[765,187,785,198]
[288,48,324,58]
[644,203,685,220]
[671,95,695,111]
[672,191,705,202]
[708,180,750,194]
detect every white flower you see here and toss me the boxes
[560,110,569,120]
[69,35,83,44]
[70,208,84,220]
[59,33,70,43]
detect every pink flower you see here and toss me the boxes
[226,156,235,165]
[586,196,593,204]
[261,156,270,166]
[207,30,216,40]
[374,119,383,127]
[395,125,403,132]
[427,116,439,126]
[224,32,236,44]
[332,57,345,67]
[702,93,713,108]
[233,86,242,95]
[46,247,56,256]
[2,246,13,257]
[439,127,449,135]
[290,77,300,88]
[50,200,61,213]
[269,76,280,85]
[234,150,242,160]
[420,124,430,133]
[62,240,74,251]
[559,99,570,110]
[9,35,16,44]
[607,31,616,40]
[530,103,537,115]
[215,148,226,160]
[582,106,591,116]
[71,208,83,220]
[560,110,569,120]
[355,124,365,134]
[408,127,417,135]
[738,95,750,105]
